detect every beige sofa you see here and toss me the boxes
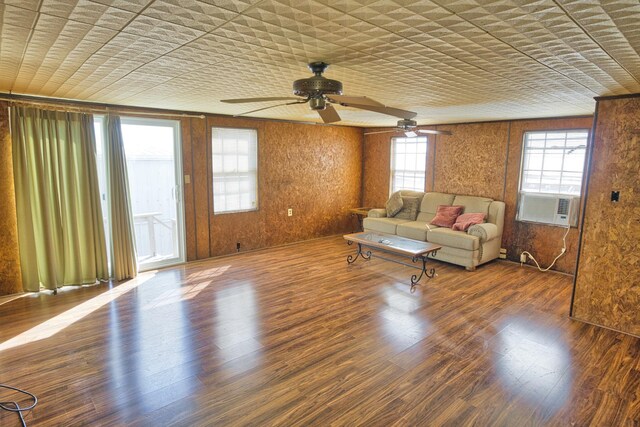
[363,191,505,271]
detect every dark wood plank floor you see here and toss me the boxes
[0,236,638,426]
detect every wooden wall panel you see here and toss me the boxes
[181,118,197,261]
[362,129,392,207]
[202,116,363,257]
[433,122,509,200]
[190,117,211,259]
[0,101,22,295]
[572,96,640,336]
[504,117,593,273]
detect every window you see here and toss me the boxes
[212,127,258,214]
[390,136,428,193]
[520,130,589,195]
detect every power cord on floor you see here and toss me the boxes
[520,223,571,272]
[0,384,37,427]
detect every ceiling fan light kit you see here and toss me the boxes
[220,62,417,124]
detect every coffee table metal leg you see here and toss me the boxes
[410,255,437,287]
[347,241,372,264]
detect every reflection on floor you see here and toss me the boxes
[0,236,638,426]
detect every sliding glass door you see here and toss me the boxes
[94,116,185,272]
[120,117,185,270]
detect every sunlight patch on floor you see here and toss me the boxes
[142,265,230,310]
[0,273,156,352]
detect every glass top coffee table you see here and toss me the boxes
[343,231,441,288]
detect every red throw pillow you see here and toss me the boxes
[452,212,486,231]
[430,205,464,228]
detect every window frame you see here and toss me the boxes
[518,129,589,197]
[211,126,259,215]
[389,135,428,195]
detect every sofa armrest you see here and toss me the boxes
[467,223,499,243]
[368,208,387,218]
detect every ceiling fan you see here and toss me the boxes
[220,62,417,124]
[364,119,452,138]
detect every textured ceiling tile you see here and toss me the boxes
[35,14,119,42]
[1,4,38,29]
[142,0,238,32]
[2,0,41,10]
[39,0,78,19]
[72,2,137,30]
[1,0,636,125]
[123,14,205,44]
[558,0,640,83]
[431,0,639,95]
[197,0,262,13]
[88,0,153,13]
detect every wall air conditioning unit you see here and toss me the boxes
[517,193,579,226]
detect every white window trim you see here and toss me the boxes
[518,129,589,196]
[211,126,259,215]
[389,135,428,194]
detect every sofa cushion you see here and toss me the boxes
[452,212,486,231]
[430,205,463,228]
[452,195,493,216]
[419,193,456,218]
[386,191,403,217]
[395,196,420,220]
[427,228,480,251]
[363,217,411,235]
[396,221,433,241]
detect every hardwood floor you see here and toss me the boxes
[0,235,638,426]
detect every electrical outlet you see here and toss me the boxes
[520,253,527,263]
[287,208,293,217]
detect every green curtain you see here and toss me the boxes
[11,106,108,291]
[105,115,137,280]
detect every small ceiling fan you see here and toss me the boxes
[220,62,417,124]
[364,119,452,138]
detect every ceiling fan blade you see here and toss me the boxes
[341,103,417,119]
[404,131,418,137]
[363,129,398,135]
[318,104,341,123]
[235,100,308,116]
[221,97,301,104]
[326,95,384,107]
[417,129,452,135]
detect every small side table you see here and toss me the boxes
[349,207,374,232]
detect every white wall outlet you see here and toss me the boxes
[520,253,527,263]
[287,208,293,217]
[184,174,191,184]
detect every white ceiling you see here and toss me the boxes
[1,0,639,126]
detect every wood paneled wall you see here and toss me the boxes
[183,115,363,260]
[0,101,22,295]
[572,96,640,336]
[363,116,593,274]
[434,122,510,200]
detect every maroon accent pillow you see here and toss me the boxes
[452,212,486,231]
[430,205,464,228]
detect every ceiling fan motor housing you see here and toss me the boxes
[398,119,418,130]
[293,76,343,98]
